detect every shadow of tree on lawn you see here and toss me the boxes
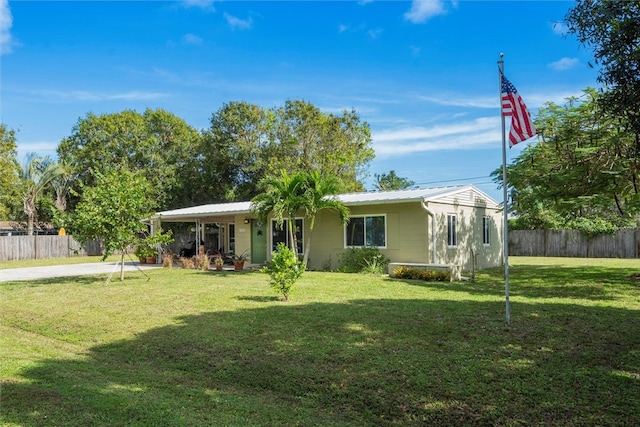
[394,264,639,302]
[2,297,639,426]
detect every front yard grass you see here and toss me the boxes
[0,254,122,270]
[1,257,638,426]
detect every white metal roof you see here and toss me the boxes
[152,185,498,221]
[335,185,473,205]
[153,201,252,221]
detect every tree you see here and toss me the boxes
[0,124,22,220]
[198,101,273,202]
[20,153,63,235]
[493,88,639,232]
[299,171,349,267]
[263,242,303,302]
[199,100,375,201]
[251,170,307,256]
[57,108,201,211]
[565,1,640,139]
[71,168,153,281]
[272,100,375,192]
[373,170,415,191]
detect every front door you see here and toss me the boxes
[251,220,267,264]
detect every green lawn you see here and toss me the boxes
[0,254,122,270]
[1,257,639,426]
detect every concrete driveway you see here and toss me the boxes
[0,261,162,282]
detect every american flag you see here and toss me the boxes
[501,71,537,147]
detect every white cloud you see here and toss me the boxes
[372,117,501,156]
[548,57,579,71]
[368,28,384,39]
[404,0,455,24]
[182,0,215,10]
[418,94,496,109]
[419,87,588,110]
[182,33,203,45]
[17,140,59,152]
[551,22,569,36]
[16,141,60,161]
[0,0,13,55]
[224,12,253,30]
[29,89,168,102]
[338,24,349,33]
[526,89,592,109]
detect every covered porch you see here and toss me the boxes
[150,201,268,268]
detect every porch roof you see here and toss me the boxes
[152,201,252,222]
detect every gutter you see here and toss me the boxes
[421,200,438,264]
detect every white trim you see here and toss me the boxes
[482,216,491,246]
[447,214,457,248]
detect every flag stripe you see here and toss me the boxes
[500,71,537,147]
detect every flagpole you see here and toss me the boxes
[498,54,510,325]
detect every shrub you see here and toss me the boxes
[162,253,173,268]
[393,266,451,282]
[262,243,303,301]
[179,257,195,269]
[338,247,389,274]
[194,253,210,271]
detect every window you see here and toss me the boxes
[345,215,386,247]
[229,223,236,253]
[271,218,303,254]
[447,214,457,247]
[482,216,490,245]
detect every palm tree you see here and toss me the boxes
[51,166,71,212]
[20,153,63,235]
[252,170,350,268]
[251,170,306,256]
[299,171,349,267]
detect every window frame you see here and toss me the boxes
[447,214,457,247]
[270,217,304,255]
[482,216,490,246]
[344,214,387,249]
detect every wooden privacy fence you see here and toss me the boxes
[0,235,103,261]
[509,228,640,258]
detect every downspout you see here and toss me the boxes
[421,200,437,264]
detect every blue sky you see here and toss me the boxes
[1,0,599,202]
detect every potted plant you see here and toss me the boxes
[138,229,174,265]
[214,254,224,271]
[146,249,158,264]
[233,250,248,271]
[135,245,147,264]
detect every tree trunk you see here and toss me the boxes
[27,214,34,236]
[120,252,125,281]
[302,216,316,267]
[288,216,298,257]
[24,198,35,236]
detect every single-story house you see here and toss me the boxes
[150,185,503,275]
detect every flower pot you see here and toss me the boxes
[139,257,146,264]
[146,256,156,264]
[234,260,245,271]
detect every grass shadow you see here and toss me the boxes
[390,264,639,301]
[2,297,639,426]
[235,295,280,302]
